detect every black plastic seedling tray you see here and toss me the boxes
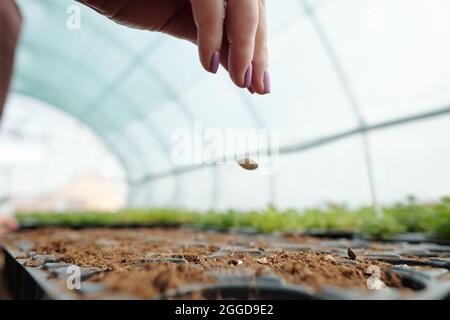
[3,250,44,300]
[2,228,450,300]
[2,246,81,299]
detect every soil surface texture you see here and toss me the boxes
[3,227,450,299]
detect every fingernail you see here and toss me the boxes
[209,51,220,74]
[244,64,253,88]
[247,87,255,94]
[264,70,271,94]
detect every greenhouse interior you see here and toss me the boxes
[0,0,450,302]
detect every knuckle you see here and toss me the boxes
[229,34,254,47]
[198,23,223,36]
[257,45,269,55]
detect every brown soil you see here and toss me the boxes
[89,263,215,299]
[86,250,402,299]
[3,228,408,299]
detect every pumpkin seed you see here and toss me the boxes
[237,158,259,171]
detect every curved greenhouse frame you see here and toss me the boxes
[11,0,450,210]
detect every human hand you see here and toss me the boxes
[0,216,18,237]
[0,0,22,118]
[78,0,270,94]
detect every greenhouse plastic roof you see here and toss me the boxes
[11,0,450,209]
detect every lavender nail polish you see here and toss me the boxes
[264,70,271,94]
[210,51,220,74]
[244,64,253,88]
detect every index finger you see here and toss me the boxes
[191,0,226,73]
[226,0,259,88]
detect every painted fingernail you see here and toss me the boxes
[244,64,253,88]
[209,51,220,74]
[247,87,255,94]
[264,70,271,94]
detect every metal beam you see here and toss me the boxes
[10,88,133,201]
[300,0,381,216]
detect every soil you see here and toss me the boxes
[1,227,415,299]
[82,250,404,299]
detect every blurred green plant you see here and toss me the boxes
[15,197,450,240]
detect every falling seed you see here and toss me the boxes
[237,158,259,171]
[347,248,357,260]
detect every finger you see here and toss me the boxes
[226,0,259,88]
[250,0,270,94]
[191,0,225,73]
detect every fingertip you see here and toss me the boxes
[263,69,271,94]
[244,63,253,88]
[209,51,220,74]
[230,62,253,89]
[250,63,270,95]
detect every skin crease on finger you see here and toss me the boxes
[77,0,269,94]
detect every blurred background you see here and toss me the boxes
[1,0,450,214]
